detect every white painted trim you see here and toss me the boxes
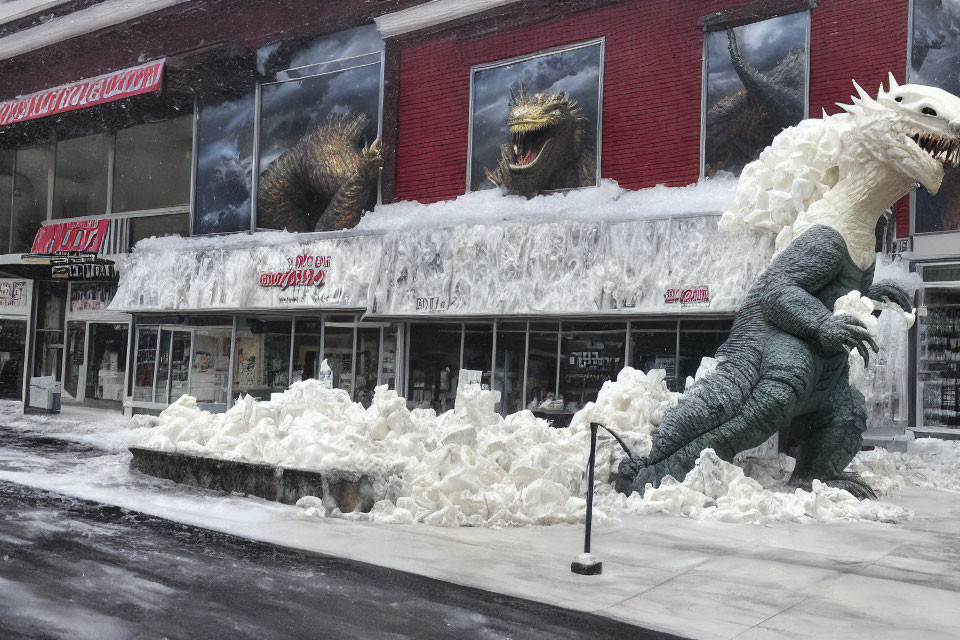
[0,0,189,62]
[375,0,523,39]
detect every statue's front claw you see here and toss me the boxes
[867,282,913,314]
[790,472,878,500]
[614,456,660,496]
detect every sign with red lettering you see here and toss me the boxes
[0,59,164,127]
[664,285,710,307]
[259,254,330,291]
[31,219,110,254]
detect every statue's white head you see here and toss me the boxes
[842,74,960,194]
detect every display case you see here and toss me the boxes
[917,263,960,429]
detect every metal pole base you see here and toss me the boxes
[571,553,603,575]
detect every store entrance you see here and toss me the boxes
[62,321,129,407]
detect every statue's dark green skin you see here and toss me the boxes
[614,225,913,500]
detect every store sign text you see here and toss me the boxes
[0,59,165,127]
[31,219,110,254]
[258,254,330,290]
[415,296,447,312]
[664,285,710,307]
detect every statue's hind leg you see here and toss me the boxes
[787,373,876,499]
[616,334,814,495]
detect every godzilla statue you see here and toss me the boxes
[705,29,805,176]
[257,112,382,232]
[615,76,960,500]
[484,88,595,196]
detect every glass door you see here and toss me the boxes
[63,321,86,401]
[85,323,128,403]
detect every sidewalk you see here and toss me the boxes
[1,403,958,639]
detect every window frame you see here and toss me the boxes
[465,37,606,194]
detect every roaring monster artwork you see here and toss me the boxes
[616,76,960,500]
[257,112,382,232]
[484,89,596,196]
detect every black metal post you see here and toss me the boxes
[571,422,602,575]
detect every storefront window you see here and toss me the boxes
[703,12,807,177]
[526,322,559,409]
[495,321,525,416]
[355,326,380,407]
[380,324,398,391]
[194,94,256,235]
[322,319,354,396]
[912,0,960,233]
[133,326,158,401]
[232,318,291,401]
[0,150,14,253]
[469,40,603,192]
[190,327,231,408]
[63,321,86,400]
[679,320,732,388]
[631,322,678,391]
[113,116,193,213]
[53,132,111,219]
[0,318,26,399]
[408,323,461,412]
[32,281,66,379]
[129,213,189,246]
[560,322,625,412]
[463,323,494,387]
[13,145,53,253]
[85,323,128,403]
[292,318,323,382]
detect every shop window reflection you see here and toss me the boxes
[113,116,192,213]
[292,318,322,382]
[13,145,54,253]
[559,322,625,412]
[408,323,461,412]
[324,322,355,397]
[526,322,559,410]
[0,319,26,399]
[232,318,290,402]
[380,325,398,391]
[355,327,380,407]
[63,321,86,399]
[631,325,678,392]
[85,323,128,403]
[495,322,525,416]
[678,320,732,389]
[53,132,111,219]
[463,323,493,387]
[133,327,158,401]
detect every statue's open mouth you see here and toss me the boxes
[509,124,552,169]
[911,132,960,167]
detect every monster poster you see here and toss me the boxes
[703,12,807,178]
[468,40,603,195]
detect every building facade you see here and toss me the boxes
[0,0,942,432]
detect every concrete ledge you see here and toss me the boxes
[129,446,379,513]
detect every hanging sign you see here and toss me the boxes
[0,59,165,127]
[30,219,110,254]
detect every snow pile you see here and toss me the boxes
[850,437,960,495]
[142,367,675,527]
[609,449,910,525]
[357,177,737,232]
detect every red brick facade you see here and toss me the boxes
[393,0,912,227]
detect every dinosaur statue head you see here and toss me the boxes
[843,74,960,195]
[485,88,592,196]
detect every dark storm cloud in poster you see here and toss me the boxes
[912,0,960,233]
[194,93,256,235]
[469,43,602,192]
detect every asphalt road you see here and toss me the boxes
[0,429,684,640]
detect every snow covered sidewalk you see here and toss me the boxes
[1,402,959,639]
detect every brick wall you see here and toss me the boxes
[394,0,913,213]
